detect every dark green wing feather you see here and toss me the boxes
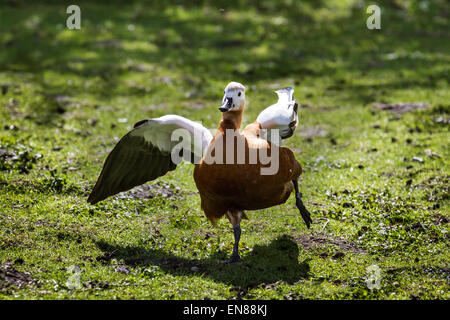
[87,130,176,204]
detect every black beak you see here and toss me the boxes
[219,97,233,112]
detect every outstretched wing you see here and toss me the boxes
[275,87,295,105]
[87,115,212,204]
[256,87,298,145]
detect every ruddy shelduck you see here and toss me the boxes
[88,81,311,263]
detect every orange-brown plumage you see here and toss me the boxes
[193,110,303,226]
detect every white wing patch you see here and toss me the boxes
[256,87,298,145]
[132,115,213,158]
[275,87,294,104]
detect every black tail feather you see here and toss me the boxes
[292,180,312,229]
[296,196,312,229]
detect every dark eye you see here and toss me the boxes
[238,92,241,97]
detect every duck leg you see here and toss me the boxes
[293,180,312,228]
[223,211,244,263]
[229,224,241,263]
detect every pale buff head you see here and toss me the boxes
[219,82,246,112]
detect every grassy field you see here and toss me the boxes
[0,0,448,299]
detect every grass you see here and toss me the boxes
[0,0,448,299]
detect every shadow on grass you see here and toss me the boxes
[96,235,311,288]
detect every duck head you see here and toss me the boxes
[219,82,246,112]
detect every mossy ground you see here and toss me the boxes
[0,0,448,299]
